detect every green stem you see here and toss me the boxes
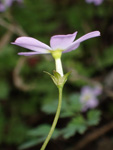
[40,87,63,150]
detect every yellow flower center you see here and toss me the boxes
[50,49,64,76]
[84,94,91,101]
[50,49,63,59]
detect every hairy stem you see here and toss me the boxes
[40,87,63,150]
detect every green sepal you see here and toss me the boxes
[44,71,71,88]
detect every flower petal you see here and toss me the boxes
[81,97,99,112]
[93,85,102,96]
[63,43,80,53]
[81,86,93,94]
[12,37,52,53]
[5,0,13,7]
[64,31,100,53]
[88,98,99,108]
[50,32,77,50]
[0,4,5,12]
[93,0,104,6]
[18,51,50,56]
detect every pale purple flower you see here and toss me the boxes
[85,0,104,5]
[93,85,102,96]
[12,31,100,76]
[80,86,102,112]
[0,3,5,11]
[0,0,23,12]
[0,0,12,12]
[12,31,100,56]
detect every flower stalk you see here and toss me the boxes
[40,86,63,150]
[55,58,64,77]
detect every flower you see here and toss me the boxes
[80,85,102,112]
[12,31,100,56]
[0,0,23,12]
[0,0,12,12]
[12,31,100,76]
[85,0,104,5]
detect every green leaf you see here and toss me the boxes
[87,110,101,126]
[61,126,77,139]
[28,124,59,139]
[19,124,60,149]
[70,116,87,134]
[62,115,87,139]
[42,98,68,116]
[69,93,82,112]
[60,111,74,118]
[42,100,58,114]
[18,137,45,150]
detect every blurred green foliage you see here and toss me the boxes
[19,93,101,149]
